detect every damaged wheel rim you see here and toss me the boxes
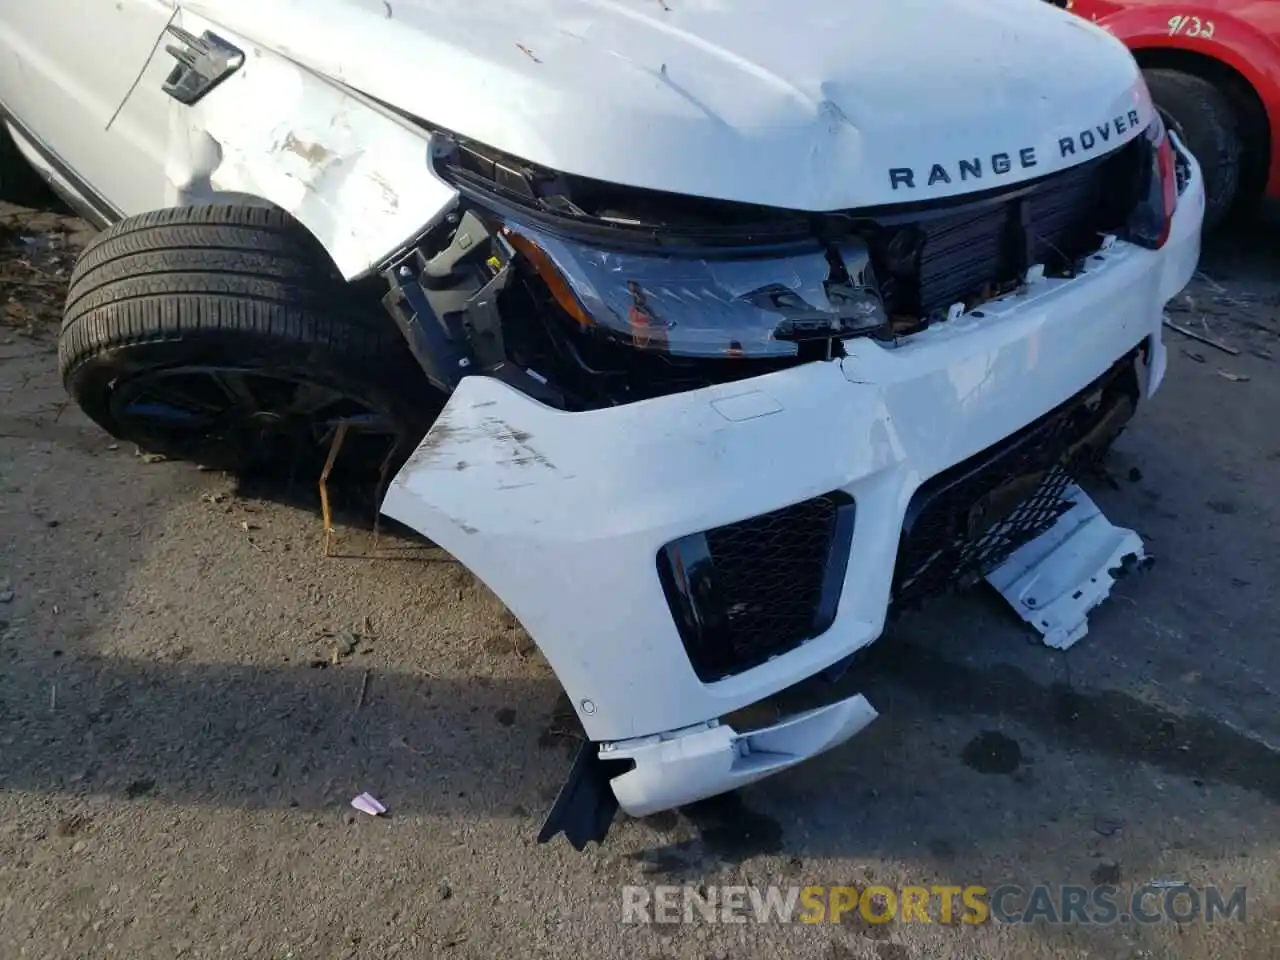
[108,366,399,472]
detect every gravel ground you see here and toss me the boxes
[1,197,1278,960]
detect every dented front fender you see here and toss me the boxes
[136,8,458,280]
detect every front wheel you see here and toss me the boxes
[1142,68,1241,232]
[58,205,442,480]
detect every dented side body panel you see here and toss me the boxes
[117,8,458,279]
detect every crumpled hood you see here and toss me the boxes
[187,0,1154,210]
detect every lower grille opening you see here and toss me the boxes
[658,351,1145,681]
[892,351,1143,609]
[658,493,855,683]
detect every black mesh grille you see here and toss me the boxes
[705,495,837,643]
[892,353,1142,608]
[894,465,1076,604]
[874,140,1145,319]
[659,493,854,683]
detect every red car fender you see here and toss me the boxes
[1076,3,1280,196]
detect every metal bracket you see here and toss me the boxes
[382,253,476,394]
[986,482,1151,650]
[162,27,245,106]
[382,214,569,407]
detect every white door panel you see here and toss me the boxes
[106,32,185,215]
[0,0,175,216]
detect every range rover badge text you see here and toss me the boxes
[889,110,1143,190]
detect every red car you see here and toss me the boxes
[1055,0,1280,229]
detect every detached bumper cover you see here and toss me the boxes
[607,692,878,818]
[382,141,1203,826]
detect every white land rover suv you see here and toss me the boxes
[0,0,1203,847]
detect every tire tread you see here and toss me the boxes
[57,205,437,466]
[59,205,410,385]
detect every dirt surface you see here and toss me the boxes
[2,193,1279,960]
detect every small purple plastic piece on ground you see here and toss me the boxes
[351,792,387,816]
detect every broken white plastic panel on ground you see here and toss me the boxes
[985,482,1149,650]
[605,693,878,817]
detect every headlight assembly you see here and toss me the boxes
[426,131,888,359]
[1127,113,1178,250]
[500,222,888,358]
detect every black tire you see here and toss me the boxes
[1142,68,1241,232]
[58,204,441,478]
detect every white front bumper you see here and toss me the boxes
[383,141,1203,816]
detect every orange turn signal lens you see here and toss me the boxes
[502,228,594,327]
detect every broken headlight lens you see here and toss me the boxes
[500,224,887,358]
